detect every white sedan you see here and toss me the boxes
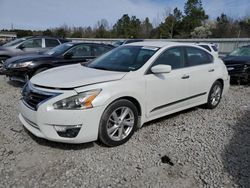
[19,42,230,146]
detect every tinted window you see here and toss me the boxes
[93,45,112,56]
[68,44,91,57]
[3,38,26,47]
[199,45,211,52]
[21,39,42,48]
[211,45,218,52]
[153,47,184,69]
[229,47,250,57]
[59,39,71,43]
[124,39,143,44]
[185,47,213,66]
[45,39,59,47]
[45,43,74,55]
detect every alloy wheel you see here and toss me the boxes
[107,107,135,141]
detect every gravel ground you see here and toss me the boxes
[0,75,249,188]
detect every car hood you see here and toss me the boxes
[30,64,127,89]
[223,56,250,65]
[5,54,53,65]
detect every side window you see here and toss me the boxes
[153,47,184,69]
[45,39,60,47]
[93,45,111,56]
[21,39,42,48]
[199,45,211,52]
[185,47,213,67]
[68,44,91,57]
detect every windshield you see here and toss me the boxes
[87,46,159,72]
[229,47,250,57]
[112,40,123,47]
[3,38,26,47]
[45,43,74,55]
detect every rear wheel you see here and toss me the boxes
[98,99,138,147]
[206,81,223,109]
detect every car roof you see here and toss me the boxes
[126,41,201,48]
[66,41,114,46]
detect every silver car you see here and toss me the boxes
[0,36,70,65]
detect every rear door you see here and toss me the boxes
[182,46,216,104]
[45,39,60,51]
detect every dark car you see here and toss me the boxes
[112,39,144,47]
[0,36,71,65]
[2,42,114,82]
[223,46,250,83]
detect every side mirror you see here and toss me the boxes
[151,64,172,74]
[64,52,73,59]
[18,45,25,50]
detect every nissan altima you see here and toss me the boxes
[19,42,230,146]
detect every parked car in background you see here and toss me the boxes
[0,36,70,66]
[195,43,219,57]
[2,42,114,82]
[112,39,144,47]
[19,42,229,146]
[223,45,250,83]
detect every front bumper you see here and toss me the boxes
[2,67,31,82]
[19,97,105,144]
[227,66,249,80]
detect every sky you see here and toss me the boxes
[0,0,250,30]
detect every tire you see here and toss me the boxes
[98,99,138,147]
[33,67,49,77]
[206,81,223,109]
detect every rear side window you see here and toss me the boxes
[199,45,211,52]
[153,47,184,69]
[185,47,213,67]
[93,45,112,56]
[211,45,218,52]
[45,39,60,47]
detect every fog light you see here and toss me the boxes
[54,124,82,138]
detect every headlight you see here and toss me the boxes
[9,61,33,68]
[53,89,101,110]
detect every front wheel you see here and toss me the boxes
[206,81,223,109]
[98,99,138,147]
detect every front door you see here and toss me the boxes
[145,47,191,119]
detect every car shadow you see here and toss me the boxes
[7,80,25,88]
[23,128,94,150]
[222,110,250,187]
[142,107,198,128]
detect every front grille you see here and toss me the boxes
[22,82,54,110]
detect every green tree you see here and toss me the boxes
[158,7,183,38]
[95,19,110,38]
[140,17,153,38]
[113,14,141,38]
[182,0,208,37]
[239,18,250,37]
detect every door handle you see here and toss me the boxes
[208,69,215,72]
[181,75,190,79]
